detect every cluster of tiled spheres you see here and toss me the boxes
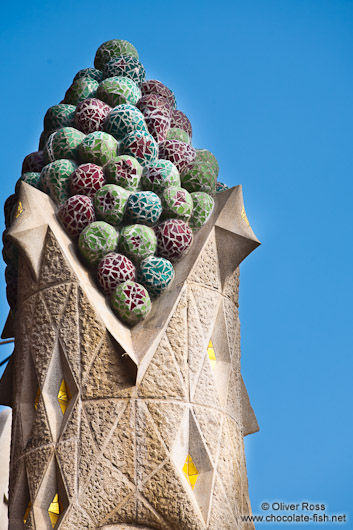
[4,39,229,326]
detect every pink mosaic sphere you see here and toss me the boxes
[70,163,106,198]
[170,109,192,138]
[158,140,196,176]
[22,151,45,173]
[144,108,171,143]
[57,195,96,237]
[137,94,173,117]
[140,80,176,109]
[155,218,193,261]
[75,98,112,134]
[97,252,136,294]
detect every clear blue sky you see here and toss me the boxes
[1,1,352,527]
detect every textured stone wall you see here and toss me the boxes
[5,185,259,530]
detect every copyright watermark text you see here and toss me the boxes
[240,501,348,524]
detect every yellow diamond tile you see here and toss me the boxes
[207,340,216,369]
[57,379,71,414]
[34,387,40,410]
[24,500,32,524]
[48,493,62,528]
[182,454,199,490]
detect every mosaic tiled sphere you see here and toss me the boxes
[75,98,112,134]
[64,77,99,106]
[73,68,103,83]
[15,172,42,195]
[97,76,141,108]
[103,104,147,141]
[137,94,173,117]
[97,252,136,294]
[94,40,139,71]
[144,108,171,143]
[119,224,157,262]
[44,127,85,162]
[140,80,176,109]
[161,187,193,221]
[111,280,151,326]
[158,140,196,176]
[166,127,190,144]
[189,192,214,230]
[155,219,193,261]
[141,159,180,194]
[104,156,142,191]
[22,151,44,173]
[94,184,129,225]
[196,149,219,176]
[41,159,77,205]
[4,195,17,229]
[103,55,146,85]
[170,109,192,138]
[126,191,162,226]
[57,195,96,237]
[216,181,229,192]
[181,149,218,195]
[120,130,158,168]
[44,104,76,132]
[78,131,118,166]
[70,163,106,198]
[78,221,118,265]
[138,256,175,298]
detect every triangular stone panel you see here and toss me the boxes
[30,293,56,387]
[192,405,222,462]
[25,445,53,499]
[84,399,126,449]
[56,439,77,498]
[188,230,222,292]
[165,289,188,388]
[103,402,135,484]
[42,283,71,328]
[39,228,75,288]
[187,289,207,397]
[190,285,221,340]
[145,401,186,452]
[59,284,80,384]
[25,396,52,451]
[193,356,221,410]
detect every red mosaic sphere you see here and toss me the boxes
[97,252,136,294]
[155,218,193,261]
[170,109,192,138]
[22,151,45,173]
[140,80,176,109]
[158,140,196,176]
[70,163,106,198]
[75,98,112,134]
[144,107,171,143]
[57,195,96,237]
[137,94,173,117]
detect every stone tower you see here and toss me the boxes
[0,181,259,530]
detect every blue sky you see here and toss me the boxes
[1,0,352,527]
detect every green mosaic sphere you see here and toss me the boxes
[45,127,86,162]
[94,184,129,225]
[120,130,158,168]
[181,149,218,195]
[15,172,42,195]
[73,68,103,83]
[103,55,146,85]
[166,127,190,144]
[97,76,141,108]
[44,104,76,132]
[216,181,229,192]
[126,191,162,226]
[40,159,78,205]
[161,186,193,221]
[64,77,99,106]
[104,104,147,141]
[119,224,157,262]
[138,256,175,298]
[104,156,142,191]
[94,40,139,71]
[189,192,214,230]
[78,221,118,265]
[79,131,118,166]
[141,159,180,194]
[111,280,151,326]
